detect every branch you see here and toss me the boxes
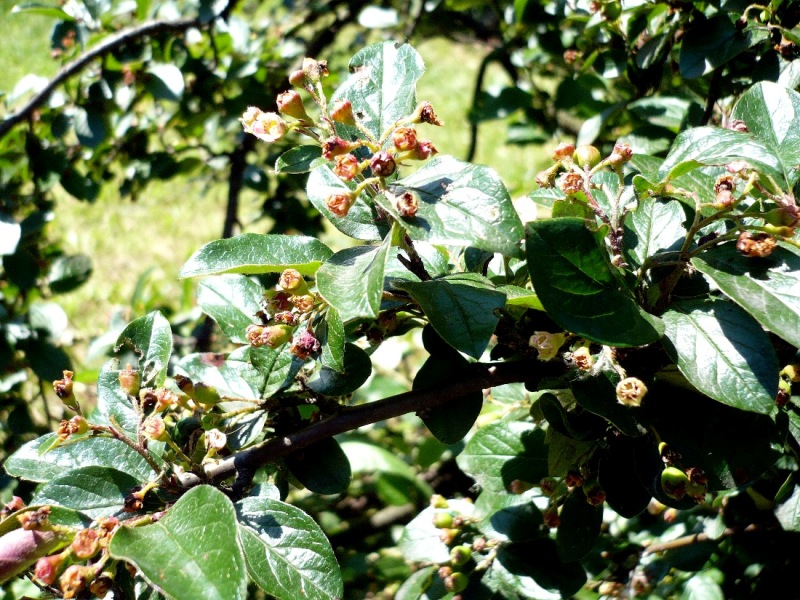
[0,17,202,140]
[643,523,774,555]
[202,359,535,486]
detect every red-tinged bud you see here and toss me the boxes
[450,545,472,566]
[18,506,50,531]
[118,364,140,397]
[737,231,777,258]
[53,370,78,412]
[331,99,357,126]
[276,90,310,121]
[412,101,444,126]
[322,136,361,160]
[71,528,99,559]
[141,415,167,441]
[34,553,64,585]
[661,466,690,500]
[279,269,308,294]
[408,140,437,160]
[558,172,584,195]
[333,154,361,181]
[713,189,735,209]
[90,572,114,598]
[273,311,296,325]
[392,127,418,151]
[394,191,419,217]
[584,481,606,506]
[206,428,227,451]
[472,537,487,552]
[1,496,25,519]
[606,142,633,167]
[370,151,396,177]
[508,479,533,494]
[262,324,294,348]
[616,377,647,406]
[438,528,460,545]
[543,509,560,528]
[290,330,321,360]
[438,566,453,579]
[288,69,307,87]
[563,49,579,64]
[565,470,585,488]
[726,160,749,174]
[552,142,575,161]
[240,107,287,143]
[153,388,179,413]
[326,192,356,217]
[266,290,294,312]
[539,477,558,496]
[302,57,328,82]
[727,119,748,132]
[60,564,92,599]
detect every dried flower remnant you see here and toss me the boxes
[616,377,647,406]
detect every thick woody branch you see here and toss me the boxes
[203,359,535,486]
[0,17,201,140]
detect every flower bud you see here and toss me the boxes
[240,108,287,143]
[432,512,454,529]
[141,415,168,441]
[552,142,575,162]
[565,470,585,488]
[71,528,100,559]
[118,364,141,397]
[276,90,310,121]
[18,506,50,531]
[89,571,114,598]
[438,528,460,545]
[584,481,606,506]
[736,231,777,258]
[408,139,437,160]
[573,144,601,168]
[288,69,307,87]
[302,57,328,82]
[392,127,418,151]
[412,101,444,126]
[606,142,633,167]
[1,496,25,519]
[326,192,356,217]
[322,136,361,160]
[330,99,357,126]
[713,189,735,210]
[290,330,321,360]
[727,119,748,132]
[529,331,566,361]
[616,377,647,406]
[53,370,78,412]
[291,293,316,314]
[34,553,64,585]
[279,269,308,294]
[333,154,361,181]
[508,479,533,494]
[370,151,396,177]
[430,494,449,509]
[394,191,419,217]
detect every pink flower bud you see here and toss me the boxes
[290,330,321,360]
[141,415,167,441]
[370,151,396,177]
[412,101,443,126]
[552,142,575,161]
[276,90,310,121]
[333,154,361,181]
[326,192,355,217]
[240,107,287,142]
[392,127,418,151]
[322,136,361,160]
[331,99,357,126]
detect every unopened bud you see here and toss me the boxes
[288,69,307,87]
[727,119,748,132]
[330,99,357,126]
[333,154,361,181]
[552,142,575,162]
[302,57,328,82]
[290,330,321,360]
[412,101,443,126]
[392,127,418,151]
[606,142,633,167]
[71,528,100,559]
[141,415,168,441]
[370,151,396,177]
[34,553,64,585]
[53,370,78,411]
[322,136,361,160]
[394,191,419,217]
[616,377,647,406]
[118,364,140,397]
[573,144,601,168]
[276,90,310,121]
[326,192,356,217]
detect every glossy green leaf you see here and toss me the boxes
[32,466,140,519]
[285,438,351,495]
[177,348,264,401]
[490,539,586,599]
[247,346,298,398]
[693,242,800,349]
[482,500,544,543]
[623,197,686,268]
[115,311,172,387]
[399,500,475,563]
[110,486,246,600]
[275,145,324,174]
[318,308,345,373]
[628,97,692,132]
[498,284,544,311]
[394,155,525,258]
[731,81,800,188]
[4,434,158,483]
[396,273,505,359]
[527,218,664,347]
[11,2,73,19]
[307,343,372,396]
[682,573,725,600]
[316,237,392,323]
[236,496,343,600]
[658,127,781,183]
[679,14,768,79]
[180,234,333,278]
[555,490,603,561]
[395,565,439,600]
[775,483,800,532]
[598,435,658,518]
[331,41,424,140]
[96,359,139,437]
[48,253,92,293]
[547,429,597,478]
[457,421,548,495]
[0,505,90,538]
[145,64,185,101]
[570,375,647,437]
[196,275,263,344]
[73,106,107,148]
[662,299,778,416]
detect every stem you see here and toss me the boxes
[97,420,161,475]
[643,523,774,555]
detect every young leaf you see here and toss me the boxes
[393,155,525,259]
[31,466,141,519]
[236,496,343,600]
[395,273,506,359]
[285,438,352,495]
[196,274,264,344]
[527,218,664,347]
[115,311,173,387]
[662,298,779,416]
[692,243,800,349]
[316,237,392,323]
[180,234,333,278]
[110,486,247,600]
[275,145,324,174]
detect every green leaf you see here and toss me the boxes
[598,435,658,518]
[681,573,725,600]
[456,421,548,495]
[0,213,21,255]
[399,500,475,563]
[555,490,603,561]
[11,2,74,19]
[394,155,525,258]
[32,466,140,519]
[331,41,424,140]
[395,273,505,359]
[316,237,392,323]
[662,298,779,416]
[275,145,324,174]
[623,197,686,268]
[196,275,263,344]
[48,253,92,293]
[340,438,433,498]
[498,284,544,311]
[96,359,139,437]
[73,107,107,149]
[180,234,333,278]
[177,349,264,401]
[775,483,800,532]
[307,343,372,396]
[236,496,343,600]
[145,64,185,101]
[693,242,800,350]
[679,14,768,79]
[628,97,692,132]
[115,311,172,387]
[527,218,664,347]
[318,309,345,373]
[481,500,544,542]
[247,346,297,398]
[570,375,647,438]
[489,539,586,598]
[4,434,158,483]
[110,486,246,600]
[658,127,781,182]
[285,438,351,495]
[731,81,800,188]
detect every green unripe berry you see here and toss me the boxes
[603,1,622,20]
[444,572,469,594]
[432,512,454,529]
[573,145,601,169]
[661,467,690,500]
[450,544,472,566]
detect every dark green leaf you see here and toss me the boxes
[457,421,548,495]
[73,106,107,148]
[693,243,800,349]
[598,435,658,518]
[537,393,606,442]
[285,438,351,495]
[662,298,778,416]
[246,346,297,398]
[275,145,324,174]
[555,490,603,561]
[110,486,247,600]
[196,275,263,344]
[32,466,140,519]
[492,539,586,598]
[483,500,544,543]
[180,234,333,278]
[318,309,345,373]
[316,237,392,323]
[395,273,505,359]
[623,197,686,268]
[394,155,525,258]
[115,311,172,387]
[145,64,184,101]
[307,343,372,396]
[682,573,725,600]
[236,496,343,600]
[47,253,92,293]
[26,340,72,382]
[4,434,158,483]
[731,81,800,188]
[571,375,647,437]
[0,213,21,255]
[527,218,664,347]
[679,14,768,79]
